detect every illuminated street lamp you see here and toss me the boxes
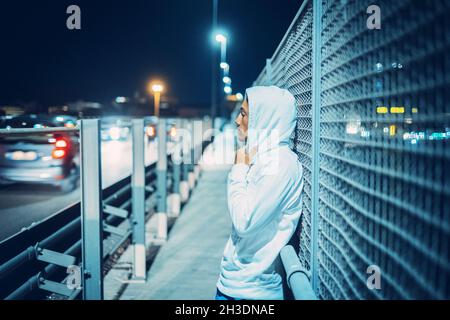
[215,34,227,63]
[148,82,164,117]
[220,62,229,71]
[223,76,231,84]
[215,34,226,43]
[224,85,232,95]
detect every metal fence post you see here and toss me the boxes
[180,119,191,203]
[310,0,322,296]
[168,121,181,217]
[192,119,203,183]
[155,118,167,241]
[172,119,182,198]
[80,119,103,300]
[131,119,146,281]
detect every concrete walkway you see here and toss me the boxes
[120,133,233,300]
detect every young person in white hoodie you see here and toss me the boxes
[216,85,304,300]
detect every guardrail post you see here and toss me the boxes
[131,119,146,281]
[186,120,196,190]
[155,118,167,242]
[180,119,191,202]
[192,119,203,183]
[168,120,181,217]
[80,119,104,300]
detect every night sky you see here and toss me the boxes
[0,0,301,108]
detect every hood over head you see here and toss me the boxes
[245,86,297,159]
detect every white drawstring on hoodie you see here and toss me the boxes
[217,86,304,300]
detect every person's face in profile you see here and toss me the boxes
[235,96,249,142]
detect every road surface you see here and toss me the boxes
[0,138,159,241]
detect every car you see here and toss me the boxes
[0,115,80,192]
[51,115,78,129]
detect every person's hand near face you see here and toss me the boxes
[235,96,249,143]
[234,96,257,165]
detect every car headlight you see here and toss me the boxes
[109,127,122,140]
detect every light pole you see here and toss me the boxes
[215,34,227,67]
[211,0,219,123]
[215,34,232,96]
[149,82,164,117]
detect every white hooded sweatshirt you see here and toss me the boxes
[217,86,304,300]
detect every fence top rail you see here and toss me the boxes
[270,0,310,64]
[0,127,79,135]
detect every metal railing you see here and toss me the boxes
[0,117,213,300]
[256,0,450,299]
[281,245,316,300]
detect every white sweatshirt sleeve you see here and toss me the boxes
[227,163,292,238]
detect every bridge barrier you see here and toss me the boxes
[0,117,214,300]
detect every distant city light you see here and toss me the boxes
[346,121,360,135]
[220,62,229,70]
[412,107,419,113]
[429,132,448,140]
[109,127,122,140]
[376,106,388,114]
[376,62,383,72]
[390,106,405,114]
[403,131,426,142]
[223,76,231,84]
[389,125,396,136]
[360,128,370,138]
[115,96,127,104]
[236,93,244,101]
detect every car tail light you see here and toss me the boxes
[52,149,66,159]
[55,139,68,148]
[169,127,177,138]
[146,126,156,137]
[52,138,68,159]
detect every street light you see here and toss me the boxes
[220,62,229,70]
[215,34,226,43]
[215,33,227,70]
[224,86,232,95]
[223,76,231,84]
[148,82,164,117]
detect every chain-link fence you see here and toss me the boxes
[254,0,450,299]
